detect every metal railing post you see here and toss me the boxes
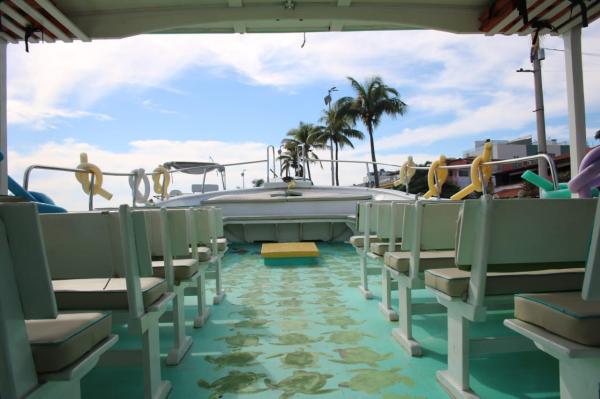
[88,172,95,211]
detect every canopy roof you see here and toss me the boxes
[0,1,595,45]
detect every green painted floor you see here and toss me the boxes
[82,243,560,398]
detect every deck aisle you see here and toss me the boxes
[82,243,560,398]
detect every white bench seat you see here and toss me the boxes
[514,291,600,347]
[384,250,455,273]
[53,278,167,310]
[425,268,585,298]
[188,246,212,262]
[370,241,402,256]
[215,238,227,252]
[26,312,112,373]
[349,235,380,248]
[152,258,199,282]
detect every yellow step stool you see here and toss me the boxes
[261,242,320,266]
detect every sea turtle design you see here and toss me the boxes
[327,331,373,345]
[277,298,303,307]
[272,333,321,345]
[216,332,262,348]
[332,347,392,367]
[268,348,322,368]
[242,298,273,306]
[231,308,269,318]
[338,368,414,394]
[197,371,268,399]
[318,306,356,315]
[313,281,336,289]
[233,319,270,329]
[277,320,309,330]
[204,351,261,369]
[265,370,335,399]
[273,290,304,298]
[278,307,305,317]
[321,315,363,329]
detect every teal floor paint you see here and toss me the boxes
[81,243,560,398]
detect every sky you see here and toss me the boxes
[5,24,600,210]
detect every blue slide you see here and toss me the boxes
[1,151,66,213]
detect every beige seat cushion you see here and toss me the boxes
[188,246,212,262]
[425,268,585,298]
[217,237,227,252]
[349,235,380,248]
[369,241,402,256]
[515,291,600,347]
[26,312,112,373]
[53,277,167,310]
[384,250,456,273]
[152,258,199,282]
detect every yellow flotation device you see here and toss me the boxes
[75,153,113,200]
[423,155,448,199]
[394,156,416,187]
[450,142,493,200]
[152,165,171,198]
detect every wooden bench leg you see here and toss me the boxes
[392,282,422,356]
[213,257,226,304]
[142,322,171,399]
[559,357,600,399]
[436,309,479,399]
[194,268,210,328]
[358,252,373,299]
[166,288,193,366]
[378,267,398,321]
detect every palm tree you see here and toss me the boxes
[343,76,407,187]
[281,122,324,181]
[313,99,364,186]
[278,147,300,178]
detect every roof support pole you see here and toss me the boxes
[562,26,587,180]
[0,39,7,195]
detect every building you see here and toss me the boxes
[464,136,569,159]
[362,169,400,188]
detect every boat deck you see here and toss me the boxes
[82,243,558,398]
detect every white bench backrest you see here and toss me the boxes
[376,201,413,240]
[0,204,57,399]
[583,199,600,301]
[456,198,597,272]
[192,207,216,246]
[41,211,127,279]
[356,201,388,234]
[401,201,462,251]
[143,209,190,258]
[0,204,57,318]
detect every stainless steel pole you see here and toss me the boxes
[532,49,549,179]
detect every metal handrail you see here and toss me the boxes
[21,148,560,211]
[305,153,559,190]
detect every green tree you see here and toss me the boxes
[313,99,364,186]
[281,122,325,181]
[252,178,265,187]
[278,148,299,178]
[343,76,408,187]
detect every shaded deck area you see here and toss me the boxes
[82,243,559,398]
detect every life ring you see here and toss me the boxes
[423,155,448,199]
[450,142,493,200]
[394,156,416,187]
[569,146,600,198]
[75,153,113,200]
[152,165,171,198]
[128,168,150,204]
